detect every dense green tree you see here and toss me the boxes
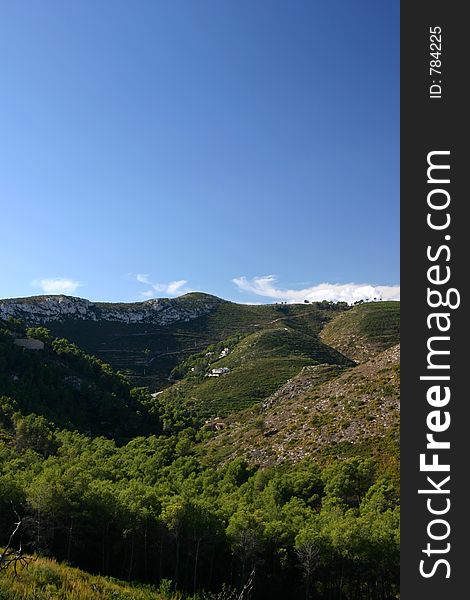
[322,457,375,507]
[26,327,53,344]
[0,319,400,599]
[13,413,57,457]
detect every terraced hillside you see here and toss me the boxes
[202,344,400,474]
[153,300,399,423]
[157,324,354,420]
[0,319,158,440]
[0,296,400,433]
[0,299,400,599]
[320,301,400,362]
[0,294,350,388]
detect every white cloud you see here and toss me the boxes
[374,286,401,301]
[133,274,190,298]
[33,278,83,295]
[166,280,188,295]
[233,275,400,304]
[136,273,152,285]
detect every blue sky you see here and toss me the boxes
[0,0,399,304]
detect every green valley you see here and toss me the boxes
[0,295,400,600]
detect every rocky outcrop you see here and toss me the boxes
[0,294,220,326]
[261,364,346,411]
[206,344,400,467]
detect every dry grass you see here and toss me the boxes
[0,555,165,600]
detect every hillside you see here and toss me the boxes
[320,301,400,362]
[0,294,351,388]
[0,298,400,442]
[0,556,168,600]
[0,296,400,599]
[194,302,400,473]
[157,324,354,422]
[202,344,400,475]
[152,300,399,428]
[0,319,158,440]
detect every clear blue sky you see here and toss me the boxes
[0,0,399,304]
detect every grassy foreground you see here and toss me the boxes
[0,556,167,600]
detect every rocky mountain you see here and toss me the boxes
[0,293,221,325]
[0,295,401,598]
[0,293,399,440]
[0,294,354,388]
[0,294,400,465]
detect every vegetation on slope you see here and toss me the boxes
[9,295,351,388]
[0,300,400,599]
[156,325,353,423]
[202,345,400,476]
[320,302,400,363]
[0,319,159,440]
[0,556,167,600]
[0,426,399,599]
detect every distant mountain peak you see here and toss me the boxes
[0,293,222,325]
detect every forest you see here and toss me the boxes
[0,315,399,599]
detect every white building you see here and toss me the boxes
[208,367,230,377]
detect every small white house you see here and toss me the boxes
[207,367,230,377]
[219,347,230,358]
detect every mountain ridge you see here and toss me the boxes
[0,294,357,388]
[0,297,401,598]
[0,292,223,325]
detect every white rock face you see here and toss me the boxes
[0,295,218,326]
